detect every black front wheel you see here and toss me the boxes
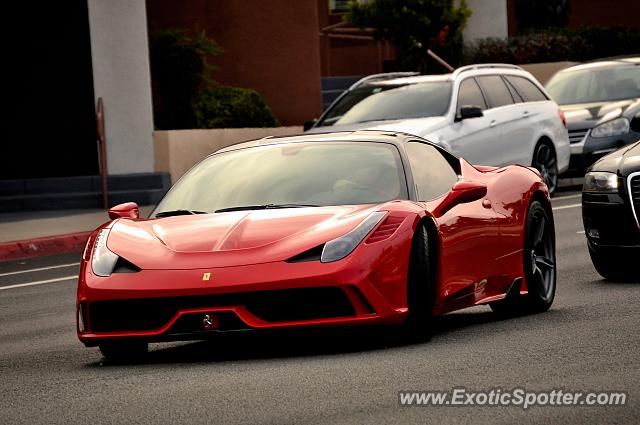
[404,223,435,340]
[588,244,637,281]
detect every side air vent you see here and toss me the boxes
[366,216,405,243]
[285,244,325,263]
[113,257,141,273]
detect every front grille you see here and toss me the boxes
[88,287,356,333]
[629,174,640,227]
[568,128,589,144]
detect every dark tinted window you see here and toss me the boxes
[477,75,514,108]
[406,142,458,201]
[506,76,548,102]
[545,65,640,105]
[457,78,487,113]
[504,77,524,103]
[153,142,408,215]
[317,82,452,127]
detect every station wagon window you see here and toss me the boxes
[457,78,487,113]
[477,75,514,108]
[406,142,458,201]
[505,76,548,102]
[503,77,524,103]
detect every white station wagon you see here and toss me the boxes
[306,64,570,194]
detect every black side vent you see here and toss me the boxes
[113,257,141,273]
[285,244,324,263]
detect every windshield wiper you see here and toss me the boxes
[155,209,208,218]
[214,204,318,213]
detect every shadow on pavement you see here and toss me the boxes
[89,307,563,366]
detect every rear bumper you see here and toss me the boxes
[77,240,412,346]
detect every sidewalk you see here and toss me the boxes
[0,206,155,261]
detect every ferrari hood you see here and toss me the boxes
[105,205,382,269]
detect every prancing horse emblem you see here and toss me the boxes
[202,272,211,281]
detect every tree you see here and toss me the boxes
[346,0,471,72]
[149,29,221,129]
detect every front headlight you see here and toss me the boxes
[91,229,119,276]
[591,117,629,138]
[583,172,619,193]
[320,211,386,263]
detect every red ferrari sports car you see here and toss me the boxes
[77,130,556,359]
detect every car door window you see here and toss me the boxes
[406,142,459,201]
[457,78,487,114]
[477,75,514,108]
[505,76,548,102]
[503,77,524,103]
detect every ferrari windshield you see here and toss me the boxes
[546,64,640,105]
[152,142,408,216]
[317,81,452,126]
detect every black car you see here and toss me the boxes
[582,114,640,280]
[546,57,640,175]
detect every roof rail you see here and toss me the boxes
[349,72,420,90]
[452,63,524,78]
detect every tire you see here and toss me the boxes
[588,245,636,281]
[403,222,435,340]
[490,200,556,314]
[532,142,558,196]
[99,341,148,362]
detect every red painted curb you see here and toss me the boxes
[0,231,92,262]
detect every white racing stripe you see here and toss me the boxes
[552,203,581,211]
[0,275,77,291]
[0,262,80,278]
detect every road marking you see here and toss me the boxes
[0,275,76,291]
[552,203,581,211]
[577,230,585,234]
[0,262,80,277]
[554,194,582,201]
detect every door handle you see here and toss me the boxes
[482,199,492,209]
[522,110,530,117]
[489,120,497,128]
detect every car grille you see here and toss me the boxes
[88,287,357,333]
[568,128,589,144]
[629,174,640,227]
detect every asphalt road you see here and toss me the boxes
[1,189,639,424]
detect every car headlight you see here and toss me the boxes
[591,117,629,138]
[583,172,619,193]
[91,229,119,276]
[320,211,386,263]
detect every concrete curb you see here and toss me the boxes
[0,232,91,262]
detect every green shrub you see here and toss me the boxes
[464,26,640,65]
[194,86,279,129]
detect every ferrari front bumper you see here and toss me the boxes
[77,253,411,346]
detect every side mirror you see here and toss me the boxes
[432,181,488,217]
[456,105,484,121]
[108,202,140,220]
[303,119,317,131]
[630,112,640,133]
